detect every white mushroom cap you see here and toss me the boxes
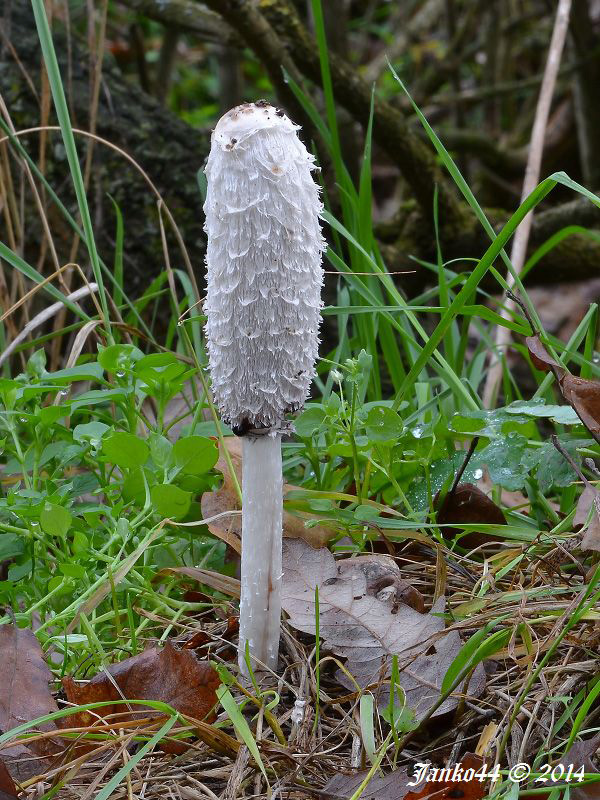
[204,102,324,432]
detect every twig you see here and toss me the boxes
[482,0,573,408]
[450,435,480,494]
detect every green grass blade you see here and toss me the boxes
[95,714,178,800]
[31,0,111,338]
[109,195,124,312]
[359,693,377,764]
[392,175,559,408]
[217,685,269,784]
[0,241,89,320]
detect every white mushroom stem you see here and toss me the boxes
[203,102,324,676]
[239,434,283,674]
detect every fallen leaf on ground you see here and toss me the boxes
[62,642,220,752]
[405,754,487,800]
[201,436,334,551]
[536,733,600,800]
[526,336,600,444]
[183,617,239,657]
[282,539,485,719]
[0,762,17,798]
[324,767,412,799]
[435,482,506,548]
[0,625,62,782]
[336,554,424,612]
[323,754,487,800]
[573,485,600,553]
[546,734,600,800]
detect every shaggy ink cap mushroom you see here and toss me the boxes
[204,101,325,434]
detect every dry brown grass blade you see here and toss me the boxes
[0,124,200,307]
[155,567,241,598]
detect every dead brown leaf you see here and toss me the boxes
[323,754,487,800]
[526,334,566,378]
[62,641,220,752]
[0,762,17,798]
[436,483,506,548]
[0,625,62,781]
[336,554,424,612]
[562,375,600,438]
[405,754,487,800]
[324,767,412,799]
[526,336,600,445]
[201,436,335,550]
[281,539,485,720]
[547,734,600,800]
[576,490,600,553]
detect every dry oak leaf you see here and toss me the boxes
[0,625,62,782]
[526,335,600,443]
[574,485,600,554]
[323,754,487,800]
[201,435,333,551]
[62,641,220,751]
[540,734,600,800]
[324,767,412,799]
[0,762,17,798]
[281,539,485,720]
[435,482,506,549]
[404,754,487,800]
[336,554,425,612]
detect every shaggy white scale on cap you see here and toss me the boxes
[204,101,324,431]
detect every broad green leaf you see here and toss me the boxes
[364,405,403,442]
[70,389,130,411]
[26,349,47,379]
[98,344,144,375]
[295,406,327,438]
[0,533,25,561]
[149,433,173,469]
[477,435,529,490]
[150,484,192,519]
[529,441,581,494]
[59,563,86,579]
[40,503,72,537]
[504,400,580,425]
[45,363,104,383]
[73,421,110,444]
[172,436,218,475]
[102,432,149,469]
[71,531,89,554]
[37,406,70,426]
[122,467,156,506]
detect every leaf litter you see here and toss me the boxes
[62,641,220,752]
[324,752,488,800]
[0,631,220,783]
[0,625,61,782]
[281,539,485,719]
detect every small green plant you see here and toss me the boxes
[0,344,225,673]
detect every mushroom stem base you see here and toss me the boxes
[239,433,283,675]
